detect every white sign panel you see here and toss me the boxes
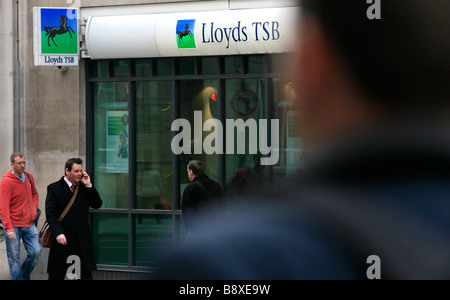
[85,7,298,59]
[156,8,296,57]
[33,7,79,66]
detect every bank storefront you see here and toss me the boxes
[81,2,302,275]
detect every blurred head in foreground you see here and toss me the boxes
[294,0,449,150]
[157,0,450,280]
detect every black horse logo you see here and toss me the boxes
[44,15,75,47]
[177,23,193,44]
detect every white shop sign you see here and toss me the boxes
[85,7,298,59]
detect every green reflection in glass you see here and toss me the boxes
[92,214,129,266]
[134,215,173,267]
[93,82,129,209]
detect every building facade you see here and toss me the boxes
[0,0,302,279]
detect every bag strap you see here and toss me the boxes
[58,183,79,222]
[195,181,211,199]
[24,171,34,188]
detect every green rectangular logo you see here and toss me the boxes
[176,19,196,49]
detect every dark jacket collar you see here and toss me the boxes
[193,174,209,182]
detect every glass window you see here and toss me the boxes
[93,82,130,209]
[90,61,108,78]
[155,58,173,77]
[135,59,152,77]
[176,57,196,76]
[247,55,266,74]
[272,78,304,183]
[270,54,287,74]
[113,60,129,77]
[136,81,173,210]
[92,214,129,266]
[224,79,266,198]
[224,56,242,74]
[88,55,293,271]
[134,215,174,267]
[178,79,219,209]
[201,57,219,75]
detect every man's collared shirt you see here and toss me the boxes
[12,171,25,183]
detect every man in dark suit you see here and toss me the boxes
[181,160,223,236]
[45,158,103,280]
[157,0,450,280]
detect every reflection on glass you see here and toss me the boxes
[155,58,173,76]
[176,57,196,76]
[92,214,129,266]
[224,79,266,198]
[136,81,173,210]
[247,55,266,74]
[90,60,108,78]
[224,56,242,74]
[272,78,305,184]
[178,80,219,209]
[114,60,129,77]
[135,59,151,77]
[201,57,219,75]
[88,55,295,270]
[93,82,130,209]
[134,215,173,267]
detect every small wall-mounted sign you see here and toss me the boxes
[33,7,79,66]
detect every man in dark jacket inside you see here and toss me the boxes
[157,0,450,280]
[181,160,223,236]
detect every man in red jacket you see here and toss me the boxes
[0,152,41,280]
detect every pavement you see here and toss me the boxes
[0,228,50,280]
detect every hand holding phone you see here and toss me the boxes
[81,172,92,188]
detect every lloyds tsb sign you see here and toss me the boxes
[33,7,79,67]
[172,9,291,55]
[201,21,281,49]
[85,7,297,59]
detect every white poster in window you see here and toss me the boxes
[106,111,129,173]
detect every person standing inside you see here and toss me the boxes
[0,152,41,280]
[45,158,102,280]
[182,160,223,236]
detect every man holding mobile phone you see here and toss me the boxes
[45,158,103,280]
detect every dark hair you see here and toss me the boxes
[188,160,204,176]
[299,0,450,111]
[65,158,83,174]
